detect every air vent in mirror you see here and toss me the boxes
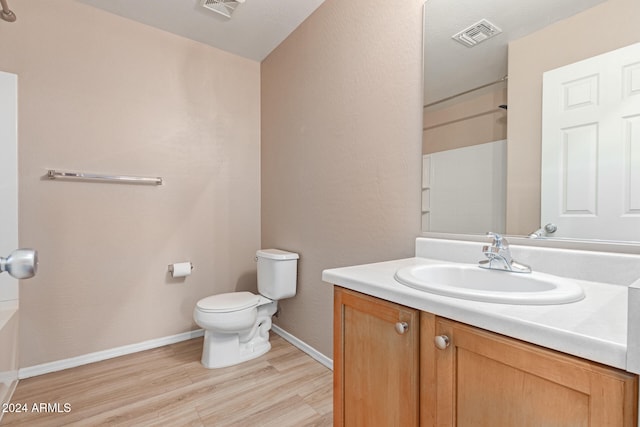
[452,19,502,47]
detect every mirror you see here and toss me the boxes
[422,0,640,243]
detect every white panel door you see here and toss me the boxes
[0,71,19,410]
[0,71,18,303]
[541,42,640,241]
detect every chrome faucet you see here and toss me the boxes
[479,232,531,273]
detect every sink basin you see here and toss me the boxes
[394,263,585,305]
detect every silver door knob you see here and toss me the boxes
[434,335,450,350]
[0,249,38,279]
[395,322,409,335]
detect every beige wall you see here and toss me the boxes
[261,0,424,358]
[423,83,507,154]
[0,1,261,367]
[507,0,640,235]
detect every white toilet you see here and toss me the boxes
[193,249,299,369]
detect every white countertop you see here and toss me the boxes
[323,256,629,370]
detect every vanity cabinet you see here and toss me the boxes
[421,315,638,427]
[333,287,420,427]
[334,287,638,426]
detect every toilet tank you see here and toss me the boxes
[256,249,299,300]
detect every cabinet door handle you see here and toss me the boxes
[395,322,409,335]
[434,335,450,350]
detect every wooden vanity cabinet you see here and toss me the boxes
[334,287,420,427]
[335,288,637,426]
[421,314,638,427]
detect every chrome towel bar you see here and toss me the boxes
[46,170,163,185]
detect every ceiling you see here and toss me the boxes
[424,0,607,105]
[79,0,608,101]
[79,0,326,62]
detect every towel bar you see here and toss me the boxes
[46,170,163,185]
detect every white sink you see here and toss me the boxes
[394,263,585,305]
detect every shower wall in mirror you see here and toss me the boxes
[422,72,508,234]
[423,139,506,233]
[422,0,640,244]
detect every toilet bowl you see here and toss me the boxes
[193,249,298,369]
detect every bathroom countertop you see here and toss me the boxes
[323,257,629,370]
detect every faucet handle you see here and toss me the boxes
[482,245,500,254]
[486,232,506,247]
[487,232,510,250]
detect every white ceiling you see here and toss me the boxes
[424,0,607,105]
[79,0,326,62]
[79,0,608,103]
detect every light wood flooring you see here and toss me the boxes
[1,334,333,426]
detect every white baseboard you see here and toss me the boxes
[272,324,333,371]
[18,325,332,380]
[19,329,205,379]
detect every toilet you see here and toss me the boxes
[193,249,299,369]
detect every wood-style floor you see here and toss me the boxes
[1,334,333,426]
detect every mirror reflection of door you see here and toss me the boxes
[541,42,640,241]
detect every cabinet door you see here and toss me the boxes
[334,287,419,427]
[430,318,637,427]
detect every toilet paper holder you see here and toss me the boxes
[168,262,194,275]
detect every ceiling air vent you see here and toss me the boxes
[451,19,502,47]
[200,0,245,19]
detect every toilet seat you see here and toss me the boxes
[196,292,260,313]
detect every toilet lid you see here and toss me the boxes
[196,292,260,313]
